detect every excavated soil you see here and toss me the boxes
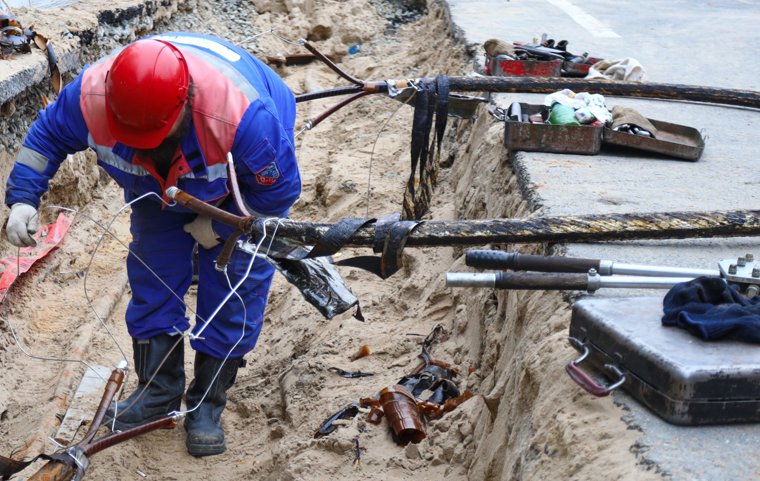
[0,0,664,480]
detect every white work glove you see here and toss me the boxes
[183,215,221,250]
[6,203,39,248]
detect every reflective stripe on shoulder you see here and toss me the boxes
[16,146,50,173]
[154,38,260,103]
[152,34,241,62]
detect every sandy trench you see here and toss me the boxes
[0,0,666,480]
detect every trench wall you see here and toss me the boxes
[447,104,568,480]
[443,107,656,481]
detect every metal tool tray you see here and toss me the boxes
[504,103,705,160]
[503,103,603,154]
[568,296,760,425]
[603,119,704,161]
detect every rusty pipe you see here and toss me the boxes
[301,40,364,86]
[83,416,179,458]
[79,366,126,445]
[166,187,253,233]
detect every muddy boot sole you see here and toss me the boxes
[185,439,226,457]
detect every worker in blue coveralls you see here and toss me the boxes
[4,33,301,457]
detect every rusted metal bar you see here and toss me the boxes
[82,416,179,457]
[79,367,125,445]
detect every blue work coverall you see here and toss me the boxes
[5,32,301,359]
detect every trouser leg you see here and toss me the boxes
[190,240,274,358]
[107,202,196,430]
[183,241,274,455]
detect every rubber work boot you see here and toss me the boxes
[184,352,243,457]
[105,334,185,431]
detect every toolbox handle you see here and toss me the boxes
[565,337,626,397]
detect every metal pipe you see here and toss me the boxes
[587,274,697,291]
[79,367,126,445]
[446,272,696,291]
[446,272,499,288]
[465,250,720,277]
[606,262,719,278]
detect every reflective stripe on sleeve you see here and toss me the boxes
[16,146,51,173]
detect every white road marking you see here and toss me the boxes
[545,0,621,38]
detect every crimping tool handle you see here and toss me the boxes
[466,250,600,273]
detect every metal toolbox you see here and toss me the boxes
[567,296,760,425]
[504,103,705,160]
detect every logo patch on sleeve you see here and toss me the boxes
[255,161,280,186]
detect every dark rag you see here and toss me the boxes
[662,277,760,342]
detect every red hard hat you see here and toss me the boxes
[105,39,190,149]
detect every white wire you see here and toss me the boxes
[2,311,106,382]
[366,96,412,217]
[191,218,274,340]
[7,193,207,427]
[52,193,208,334]
[0,210,107,382]
[0,194,285,425]
[175,217,282,415]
